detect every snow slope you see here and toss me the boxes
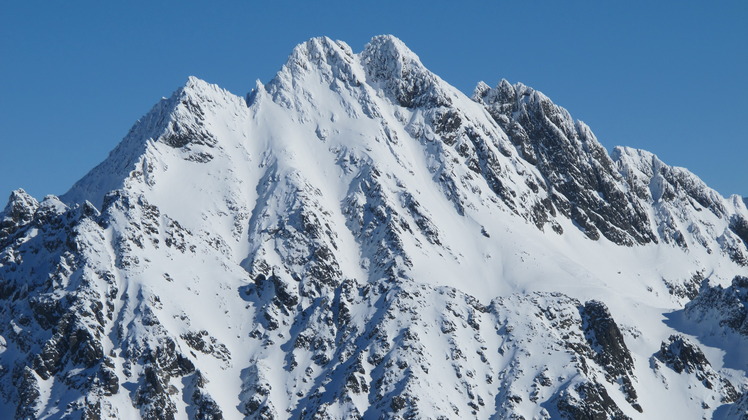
[0,35,746,419]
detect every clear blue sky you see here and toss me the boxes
[1,1,746,202]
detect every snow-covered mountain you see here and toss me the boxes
[1,35,747,419]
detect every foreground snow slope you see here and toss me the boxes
[0,35,746,419]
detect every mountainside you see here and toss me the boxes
[0,35,746,419]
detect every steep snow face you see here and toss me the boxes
[0,35,747,419]
[63,76,251,211]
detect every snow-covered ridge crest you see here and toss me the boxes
[612,146,726,213]
[1,35,747,419]
[265,34,459,114]
[62,75,247,209]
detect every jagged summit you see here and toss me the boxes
[275,35,426,81]
[62,75,246,209]
[0,189,39,241]
[282,36,355,70]
[1,36,747,419]
[2,189,38,220]
[265,34,458,113]
[364,34,419,60]
[360,34,426,82]
[183,74,213,90]
[361,34,456,108]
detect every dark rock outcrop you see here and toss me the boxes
[685,276,748,336]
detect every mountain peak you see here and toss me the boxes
[3,188,37,214]
[283,36,354,70]
[360,34,453,108]
[8,36,747,419]
[184,75,211,90]
[1,188,39,232]
[174,76,238,108]
[473,80,491,98]
[361,34,420,65]
[62,75,246,208]
[265,36,360,110]
[473,79,516,104]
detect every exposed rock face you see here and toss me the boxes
[361,35,453,109]
[685,276,748,336]
[654,335,738,403]
[555,382,632,420]
[657,335,712,376]
[0,35,745,419]
[613,147,748,264]
[580,301,640,412]
[475,81,656,246]
[0,189,39,243]
[474,81,748,262]
[724,391,748,420]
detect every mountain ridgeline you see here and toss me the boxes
[0,35,747,419]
